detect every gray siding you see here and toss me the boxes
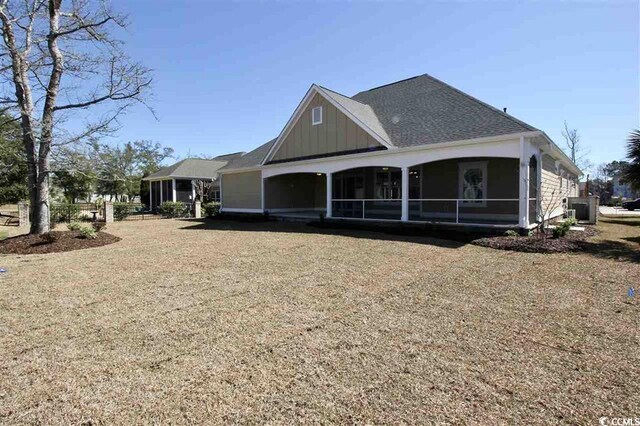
[221,171,262,210]
[271,93,382,162]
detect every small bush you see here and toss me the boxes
[159,201,190,218]
[564,217,578,226]
[67,222,82,231]
[552,221,571,238]
[202,202,220,218]
[40,232,59,244]
[113,203,131,221]
[0,231,7,241]
[504,230,519,237]
[92,222,106,232]
[78,226,97,239]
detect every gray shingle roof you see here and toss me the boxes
[218,138,277,171]
[319,86,392,145]
[220,74,539,171]
[144,158,228,180]
[351,74,537,148]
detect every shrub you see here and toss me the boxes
[78,226,97,239]
[202,202,220,218]
[92,222,106,232]
[504,229,519,237]
[40,232,59,243]
[552,221,571,238]
[67,222,82,231]
[564,217,578,226]
[113,203,131,221]
[159,201,190,218]
[0,231,7,241]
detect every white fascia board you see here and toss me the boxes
[221,131,539,176]
[532,131,582,177]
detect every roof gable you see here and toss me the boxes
[262,85,393,165]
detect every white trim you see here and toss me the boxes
[518,136,530,228]
[143,176,215,182]
[221,208,264,213]
[312,106,323,125]
[458,161,488,208]
[172,179,177,203]
[221,131,535,175]
[326,172,333,218]
[269,207,325,213]
[401,166,409,221]
[261,84,395,165]
[160,180,163,204]
[261,178,265,211]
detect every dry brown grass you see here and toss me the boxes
[0,218,638,424]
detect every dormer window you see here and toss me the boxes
[312,106,323,125]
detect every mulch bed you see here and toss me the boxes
[0,231,120,255]
[472,227,599,254]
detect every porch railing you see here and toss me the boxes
[332,199,402,220]
[331,198,522,225]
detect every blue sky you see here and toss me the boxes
[110,0,638,172]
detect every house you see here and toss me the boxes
[218,74,581,231]
[143,153,243,210]
[612,175,638,199]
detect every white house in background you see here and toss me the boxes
[217,74,581,231]
[612,175,639,199]
[143,153,243,210]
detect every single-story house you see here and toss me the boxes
[143,153,243,210]
[217,74,581,231]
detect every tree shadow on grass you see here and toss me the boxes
[599,218,640,227]
[578,239,640,263]
[177,218,473,249]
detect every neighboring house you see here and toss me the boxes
[143,153,244,210]
[218,74,581,231]
[612,175,639,199]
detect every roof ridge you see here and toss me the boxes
[421,74,537,131]
[355,74,427,95]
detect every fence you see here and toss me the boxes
[113,202,159,221]
[50,203,105,223]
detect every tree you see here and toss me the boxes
[51,170,94,203]
[561,121,592,172]
[0,0,152,234]
[623,129,640,190]
[0,113,28,204]
[94,140,172,201]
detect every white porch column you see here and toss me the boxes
[159,180,163,204]
[191,180,196,202]
[518,136,530,230]
[148,181,152,208]
[401,166,409,221]
[326,172,332,218]
[172,179,177,202]
[261,177,265,212]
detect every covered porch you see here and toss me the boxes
[263,157,539,228]
[148,178,199,211]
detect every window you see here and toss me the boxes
[312,106,323,125]
[458,162,487,207]
[211,190,221,203]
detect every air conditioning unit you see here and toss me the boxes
[566,209,576,220]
